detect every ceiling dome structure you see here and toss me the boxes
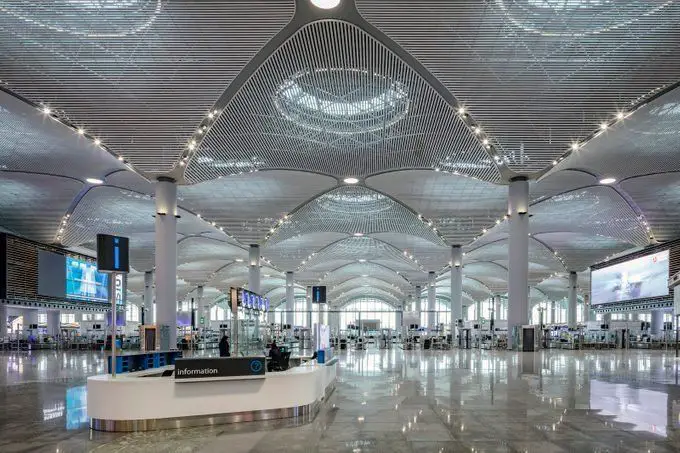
[274,68,409,135]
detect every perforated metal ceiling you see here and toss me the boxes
[356,0,680,173]
[2,2,679,307]
[185,20,500,183]
[0,1,295,173]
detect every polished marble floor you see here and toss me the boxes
[1,347,680,452]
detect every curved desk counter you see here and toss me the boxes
[88,358,337,432]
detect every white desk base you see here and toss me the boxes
[87,362,336,432]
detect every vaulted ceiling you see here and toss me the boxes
[0,0,679,306]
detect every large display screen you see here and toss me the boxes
[591,250,669,305]
[66,257,109,302]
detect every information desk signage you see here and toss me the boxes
[174,357,266,382]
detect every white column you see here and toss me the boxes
[155,177,178,349]
[196,285,205,329]
[507,177,529,349]
[494,295,501,321]
[285,272,295,326]
[47,310,60,337]
[0,304,6,338]
[451,246,463,329]
[415,285,422,319]
[306,286,312,328]
[651,310,664,336]
[550,301,555,324]
[248,245,261,295]
[427,272,436,330]
[143,270,154,325]
[568,271,577,327]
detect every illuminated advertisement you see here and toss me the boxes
[65,257,109,302]
[591,250,669,305]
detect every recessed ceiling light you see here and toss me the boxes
[358,259,366,263]
[235,258,244,262]
[353,232,364,237]
[86,178,103,185]
[343,177,359,184]
[600,122,608,130]
[599,177,616,185]
[361,274,368,277]
[310,0,340,9]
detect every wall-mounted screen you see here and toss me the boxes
[66,257,109,302]
[591,250,669,305]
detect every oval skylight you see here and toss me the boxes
[274,68,410,135]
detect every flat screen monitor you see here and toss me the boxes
[312,285,326,303]
[591,250,669,305]
[66,257,109,303]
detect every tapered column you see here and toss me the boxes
[196,285,205,329]
[0,304,6,337]
[47,310,60,337]
[155,177,178,349]
[143,270,154,325]
[651,310,664,336]
[415,285,422,318]
[550,301,556,324]
[248,245,260,295]
[494,295,502,321]
[428,272,436,330]
[507,177,529,349]
[285,272,295,326]
[451,246,463,331]
[568,271,577,327]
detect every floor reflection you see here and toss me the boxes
[1,349,680,452]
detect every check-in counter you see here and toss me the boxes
[87,356,337,432]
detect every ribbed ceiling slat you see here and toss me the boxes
[356,0,680,172]
[186,20,500,182]
[0,1,295,173]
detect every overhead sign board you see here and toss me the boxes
[174,357,266,382]
[230,287,269,312]
[312,285,326,303]
[96,234,130,273]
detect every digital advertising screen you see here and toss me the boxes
[65,257,109,303]
[591,250,669,305]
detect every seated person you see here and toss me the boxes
[268,341,283,371]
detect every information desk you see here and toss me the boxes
[106,350,182,374]
[88,357,337,432]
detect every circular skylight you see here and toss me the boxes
[310,0,341,9]
[3,0,162,38]
[496,0,673,37]
[274,68,410,135]
[317,189,393,214]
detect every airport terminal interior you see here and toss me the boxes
[2,0,680,452]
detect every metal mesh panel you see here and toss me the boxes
[320,262,411,290]
[366,170,507,245]
[551,86,680,180]
[0,1,295,173]
[356,0,680,172]
[620,172,680,242]
[0,90,127,179]
[298,236,421,274]
[179,170,336,245]
[534,232,637,272]
[0,173,81,243]
[267,186,444,247]
[263,232,348,272]
[185,20,500,182]
[328,276,406,300]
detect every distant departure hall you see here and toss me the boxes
[1,1,680,452]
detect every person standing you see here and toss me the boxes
[219,335,230,357]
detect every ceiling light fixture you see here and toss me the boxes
[42,106,51,115]
[310,0,340,9]
[235,258,244,262]
[353,232,364,237]
[77,128,85,135]
[571,143,579,151]
[94,139,101,146]
[457,106,466,115]
[358,259,366,263]
[343,177,359,184]
[599,177,616,185]
[600,122,608,130]
[86,178,103,185]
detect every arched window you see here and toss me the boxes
[339,299,396,330]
